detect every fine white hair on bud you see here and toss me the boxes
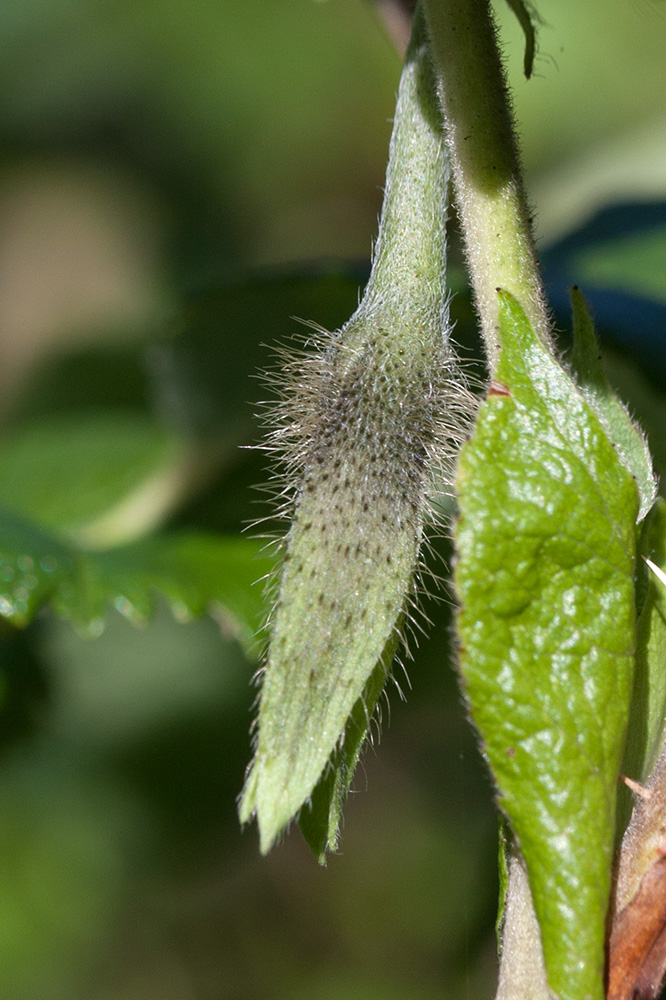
[239,6,478,856]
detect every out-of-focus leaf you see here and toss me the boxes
[577,222,666,306]
[0,503,272,652]
[0,412,189,548]
[53,532,273,652]
[543,202,666,378]
[0,505,74,626]
[545,203,666,306]
[455,292,638,1000]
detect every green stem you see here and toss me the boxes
[422,0,550,368]
[363,4,448,327]
[422,1,551,995]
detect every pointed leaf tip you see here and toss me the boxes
[569,286,656,522]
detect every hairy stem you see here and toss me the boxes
[422,0,551,994]
[422,0,550,368]
[363,3,447,323]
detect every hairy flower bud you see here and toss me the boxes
[239,7,476,856]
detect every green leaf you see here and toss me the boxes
[495,819,511,943]
[600,341,666,485]
[297,642,396,864]
[625,499,666,785]
[455,291,639,1000]
[569,286,655,521]
[0,413,189,548]
[0,503,271,652]
[54,533,272,653]
[0,506,73,627]
[572,222,666,307]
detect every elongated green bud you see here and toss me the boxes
[239,7,475,856]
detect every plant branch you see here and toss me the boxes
[424,0,552,994]
[422,0,550,369]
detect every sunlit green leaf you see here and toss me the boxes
[455,291,638,1000]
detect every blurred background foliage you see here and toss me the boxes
[0,0,666,997]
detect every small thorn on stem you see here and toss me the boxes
[645,557,666,589]
[620,774,653,800]
[489,380,511,397]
